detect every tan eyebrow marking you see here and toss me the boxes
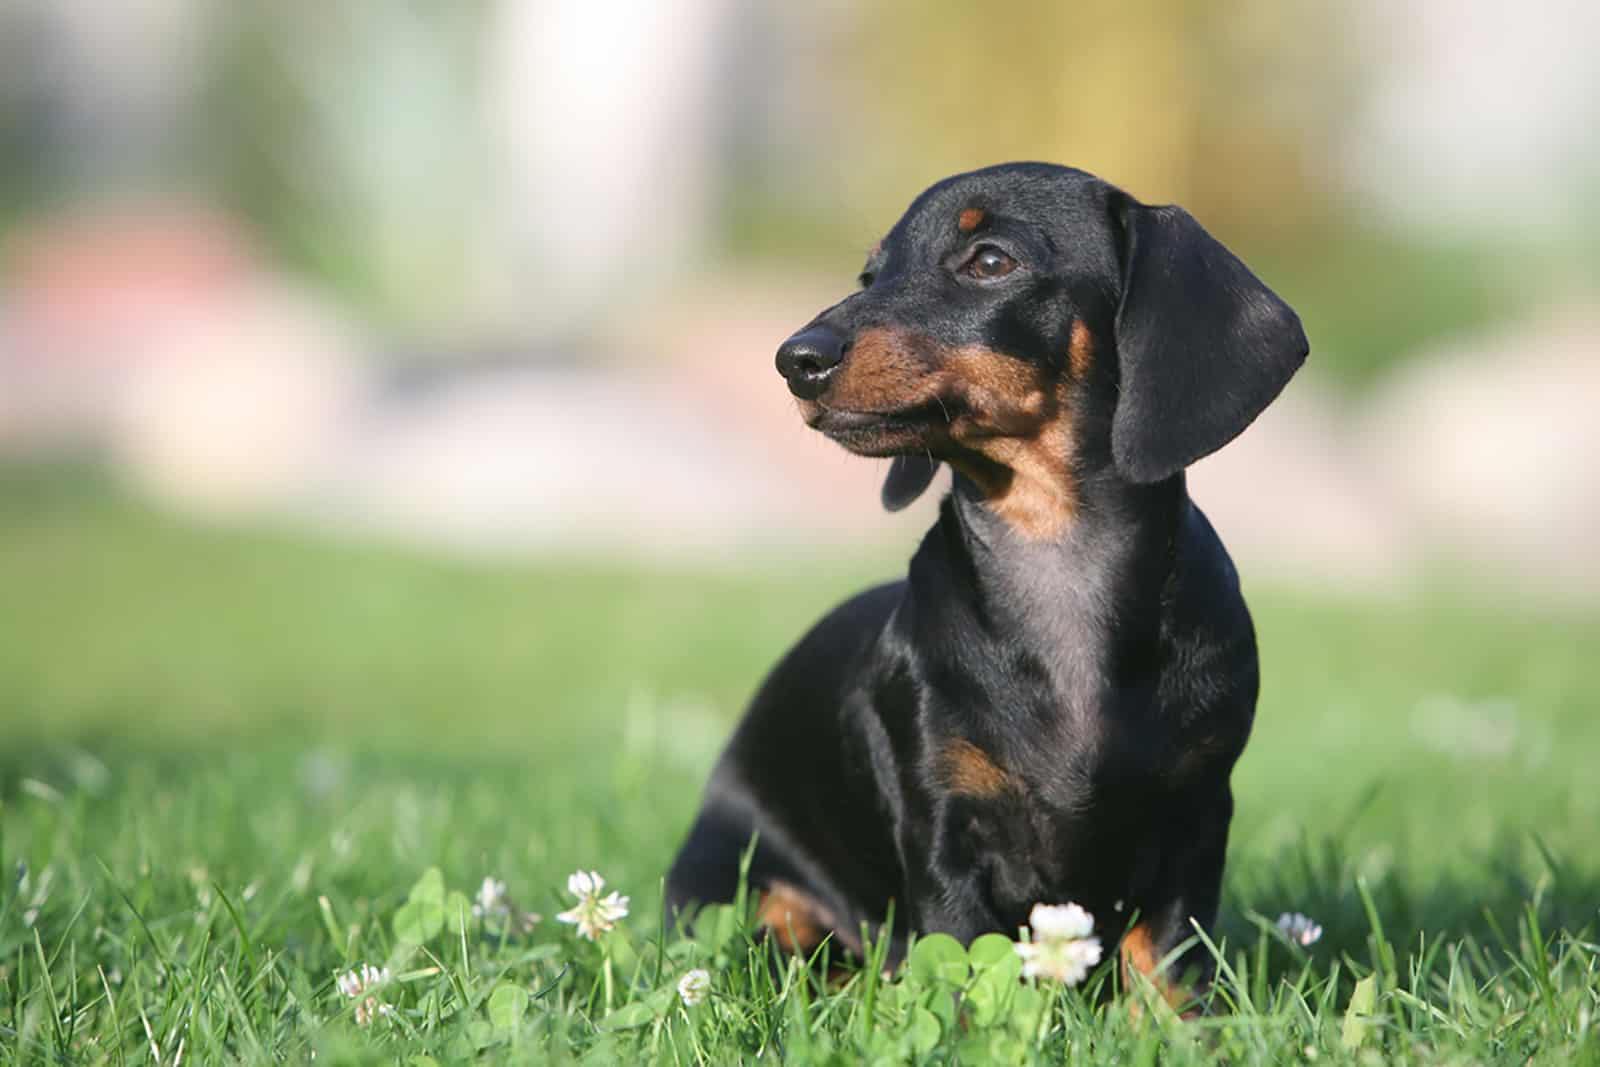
[957,208,985,232]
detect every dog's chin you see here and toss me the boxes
[799,403,939,458]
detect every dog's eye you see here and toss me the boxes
[964,247,1017,280]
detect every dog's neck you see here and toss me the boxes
[913,468,1187,691]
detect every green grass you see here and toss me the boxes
[2,471,1599,1064]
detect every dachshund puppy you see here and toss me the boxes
[667,162,1307,1004]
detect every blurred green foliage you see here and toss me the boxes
[1254,229,1519,387]
[0,9,58,231]
[840,0,1357,244]
[204,2,490,336]
[2,3,1587,386]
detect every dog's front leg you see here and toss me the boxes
[1118,783,1233,1013]
[893,800,1020,946]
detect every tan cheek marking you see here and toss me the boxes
[938,738,1013,799]
[1120,923,1192,1013]
[957,208,985,232]
[1069,320,1094,379]
[943,349,1052,434]
[973,412,1076,540]
[940,348,1077,540]
[822,332,1081,541]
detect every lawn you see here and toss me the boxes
[2,471,1598,1064]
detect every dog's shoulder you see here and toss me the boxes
[724,579,905,745]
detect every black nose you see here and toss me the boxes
[775,327,847,400]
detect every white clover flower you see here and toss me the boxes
[1027,902,1095,941]
[336,963,393,1026]
[470,874,541,930]
[1016,936,1104,986]
[567,870,604,897]
[336,962,390,999]
[556,869,629,941]
[1015,901,1103,986]
[473,876,509,919]
[677,968,711,1006]
[1276,912,1323,947]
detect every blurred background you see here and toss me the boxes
[2,0,1597,594]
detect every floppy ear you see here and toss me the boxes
[1110,194,1308,484]
[881,455,940,511]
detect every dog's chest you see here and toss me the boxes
[931,673,1177,858]
[942,747,1162,920]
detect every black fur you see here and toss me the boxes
[1109,194,1307,483]
[880,455,940,512]
[666,162,1307,999]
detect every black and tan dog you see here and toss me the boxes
[666,162,1307,1005]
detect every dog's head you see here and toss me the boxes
[775,163,1308,537]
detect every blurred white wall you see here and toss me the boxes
[1350,0,1600,234]
[485,0,733,336]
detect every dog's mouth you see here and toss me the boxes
[799,399,956,457]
